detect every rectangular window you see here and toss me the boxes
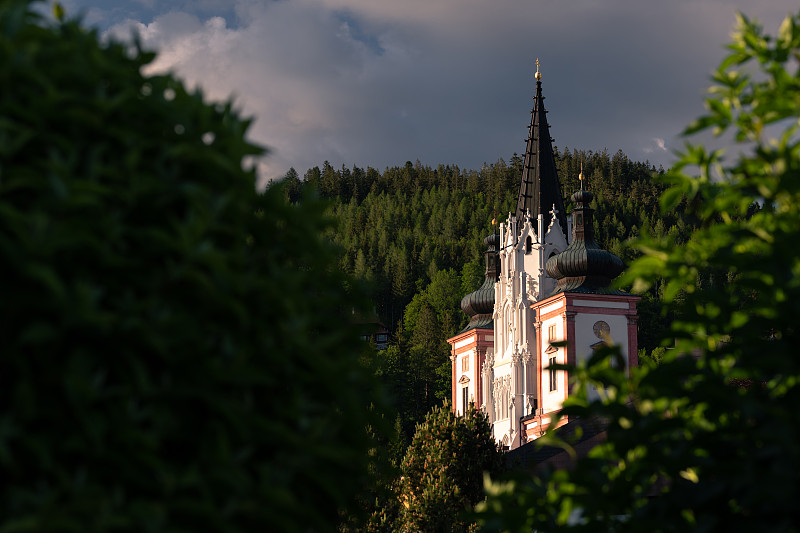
[462,386,469,413]
[548,324,556,341]
[461,356,469,372]
[549,356,557,392]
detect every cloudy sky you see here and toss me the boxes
[64,0,795,184]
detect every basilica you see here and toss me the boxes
[447,64,639,451]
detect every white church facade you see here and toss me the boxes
[448,65,639,450]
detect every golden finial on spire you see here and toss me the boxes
[579,162,585,190]
[535,58,541,80]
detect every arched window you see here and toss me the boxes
[525,236,532,254]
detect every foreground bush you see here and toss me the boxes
[0,2,381,531]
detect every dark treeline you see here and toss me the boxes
[277,147,678,332]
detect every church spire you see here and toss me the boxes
[515,59,568,234]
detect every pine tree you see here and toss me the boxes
[397,404,504,533]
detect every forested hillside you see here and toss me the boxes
[279,148,674,322]
[271,148,694,442]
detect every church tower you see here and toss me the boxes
[448,233,500,417]
[486,61,570,449]
[449,61,638,451]
[521,174,639,442]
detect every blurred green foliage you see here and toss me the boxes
[478,10,800,532]
[0,2,382,531]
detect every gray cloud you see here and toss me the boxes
[98,0,796,184]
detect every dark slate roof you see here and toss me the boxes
[506,415,608,472]
[515,74,568,234]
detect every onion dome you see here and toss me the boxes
[545,186,624,295]
[459,232,500,332]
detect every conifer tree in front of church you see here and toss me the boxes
[395,404,504,533]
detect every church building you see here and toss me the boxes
[447,63,639,450]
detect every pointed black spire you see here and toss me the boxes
[515,60,568,234]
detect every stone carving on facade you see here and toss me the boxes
[492,375,511,421]
[483,348,494,407]
[526,275,538,301]
[546,204,565,237]
[521,351,532,365]
[526,396,536,416]
[492,378,499,419]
